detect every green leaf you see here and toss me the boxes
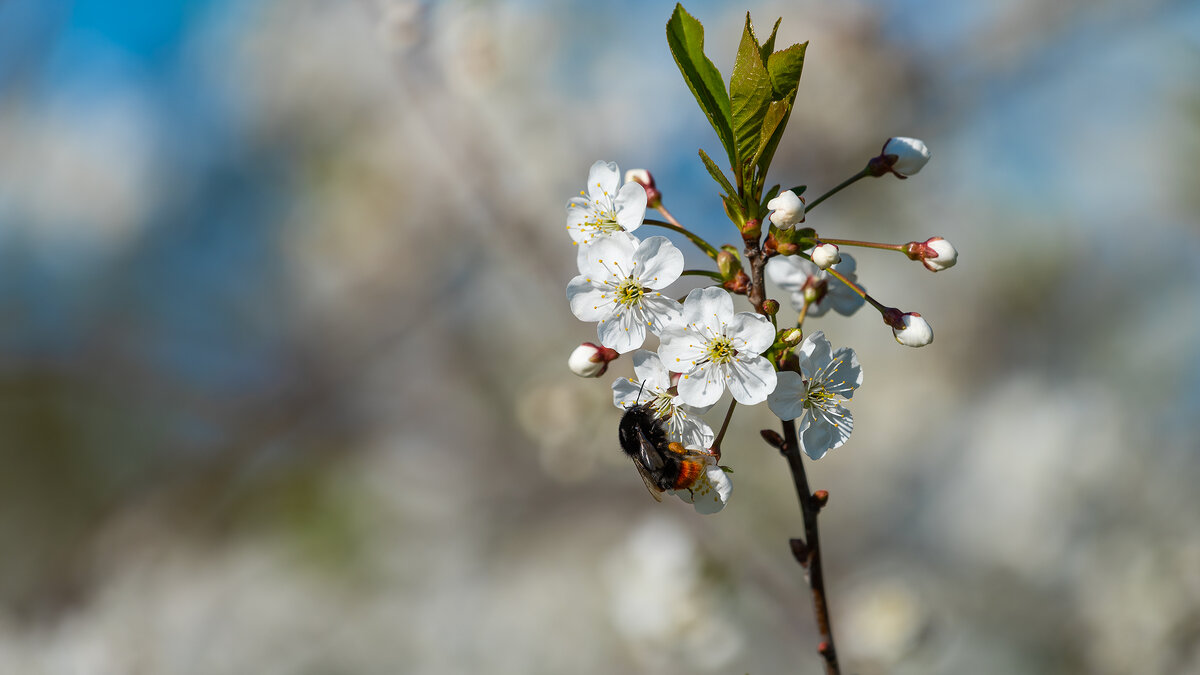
[666,5,736,171]
[754,42,808,180]
[729,14,774,173]
[759,17,781,64]
[750,99,790,173]
[698,148,737,200]
[766,41,807,99]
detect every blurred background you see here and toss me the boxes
[0,0,1198,673]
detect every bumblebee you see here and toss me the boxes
[617,400,710,501]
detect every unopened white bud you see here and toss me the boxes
[883,137,930,176]
[766,190,805,228]
[624,169,653,187]
[810,243,841,270]
[568,342,617,377]
[892,312,933,347]
[921,237,957,272]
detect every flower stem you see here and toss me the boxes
[822,266,889,313]
[645,208,720,261]
[711,400,737,458]
[796,300,811,329]
[819,237,905,253]
[805,167,870,214]
[681,269,722,280]
[778,418,841,675]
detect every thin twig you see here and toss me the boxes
[779,418,841,675]
[804,167,869,213]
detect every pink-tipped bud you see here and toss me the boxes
[868,137,930,178]
[810,243,841,270]
[568,342,619,377]
[766,190,805,228]
[888,311,933,347]
[903,236,957,272]
[624,169,660,207]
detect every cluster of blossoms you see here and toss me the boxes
[560,9,957,517]
[563,149,955,513]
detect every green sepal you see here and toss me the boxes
[698,148,738,201]
[667,5,737,172]
[721,194,746,228]
[760,184,782,218]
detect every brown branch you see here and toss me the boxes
[779,418,841,675]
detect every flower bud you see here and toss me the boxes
[624,169,660,207]
[891,312,933,347]
[568,342,619,377]
[868,137,930,178]
[810,243,841,270]
[722,269,751,295]
[762,299,780,316]
[716,248,742,279]
[884,137,930,175]
[779,328,803,346]
[904,236,957,272]
[766,190,805,228]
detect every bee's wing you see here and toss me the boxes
[632,433,666,501]
[632,461,665,502]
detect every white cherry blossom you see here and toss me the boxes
[658,287,777,407]
[567,234,683,353]
[766,252,865,317]
[767,331,863,460]
[566,160,648,245]
[612,351,715,450]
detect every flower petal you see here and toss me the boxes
[631,350,671,392]
[639,294,682,335]
[673,411,715,449]
[612,375,647,410]
[766,371,807,421]
[632,236,683,290]
[727,311,775,355]
[578,234,635,280]
[657,326,708,371]
[725,354,777,405]
[613,181,648,232]
[797,332,833,380]
[567,276,613,322]
[680,286,734,337]
[597,307,646,353]
[586,160,620,203]
[797,414,833,460]
[766,255,816,292]
[825,347,863,399]
[677,362,727,408]
[799,407,853,460]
